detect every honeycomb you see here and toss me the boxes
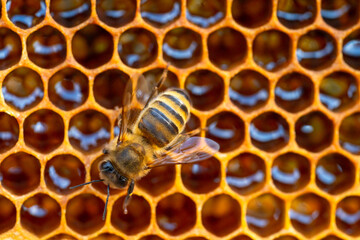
[0,0,360,239]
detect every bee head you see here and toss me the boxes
[98,160,128,189]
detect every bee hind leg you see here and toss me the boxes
[123,179,135,214]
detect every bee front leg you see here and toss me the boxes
[123,179,135,214]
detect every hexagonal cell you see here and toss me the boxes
[185,70,224,111]
[226,153,266,195]
[321,0,359,30]
[205,112,244,152]
[50,0,91,28]
[44,154,86,195]
[316,153,355,195]
[0,28,22,70]
[137,165,175,196]
[93,69,130,109]
[186,0,225,28]
[232,0,272,28]
[340,112,360,155]
[207,27,247,70]
[47,234,77,240]
[321,235,343,240]
[246,193,285,237]
[0,195,16,234]
[111,195,151,235]
[297,30,337,70]
[230,235,253,240]
[0,112,19,153]
[181,156,221,194]
[97,0,136,28]
[68,110,110,153]
[72,24,113,69]
[343,29,360,70]
[336,196,360,236]
[295,111,334,152]
[48,67,89,111]
[24,109,64,153]
[139,235,163,240]
[118,28,157,68]
[26,26,67,69]
[290,193,330,237]
[66,194,105,235]
[277,0,317,29]
[250,112,289,152]
[0,152,40,195]
[2,67,44,111]
[229,70,269,112]
[163,27,202,68]
[7,0,46,29]
[274,235,299,240]
[202,194,240,237]
[143,68,179,92]
[275,72,314,113]
[272,152,310,193]
[20,193,61,237]
[141,0,180,27]
[156,193,196,235]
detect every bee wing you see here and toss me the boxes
[118,78,133,143]
[147,136,219,168]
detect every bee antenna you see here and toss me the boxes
[103,184,110,221]
[69,179,104,189]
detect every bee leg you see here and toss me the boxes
[123,179,135,214]
[144,64,169,108]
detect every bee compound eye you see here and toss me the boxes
[100,161,113,172]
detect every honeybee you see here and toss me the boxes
[70,66,219,220]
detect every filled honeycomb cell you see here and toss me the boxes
[6,0,46,29]
[0,195,16,234]
[231,0,272,28]
[50,0,91,28]
[96,0,136,28]
[321,0,359,30]
[0,27,22,70]
[186,0,225,28]
[277,0,317,29]
[140,0,180,27]
[339,112,360,154]
[343,29,360,70]
[0,112,19,153]
[336,196,360,236]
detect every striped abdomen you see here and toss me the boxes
[135,89,191,148]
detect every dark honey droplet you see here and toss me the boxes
[0,27,22,70]
[111,195,151,235]
[0,152,40,195]
[321,0,359,30]
[139,235,163,240]
[47,234,77,240]
[202,194,241,237]
[7,0,46,29]
[141,0,180,27]
[156,193,196,235]
[0,112,19,153]
[246,193,285,237]
[96,0,136,28]
[20,193,61,237]
[277,0,316,29]
[343,29,360,70]
[50,0,91,27]
[24,109,64,153]
[336,196,360,236]
[316,153,355,195]
[2,67,44,111]
[137,165,175,196]
[186,0,226,28]
[0,195,16,234]
[339,112,360,155]
[232,0,272,28]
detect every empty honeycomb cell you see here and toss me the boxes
[186,0,225,28]
[230,235,253,240]
[137,165,175,196]
[320,71,358,112]
[231,0,272,28]
[0,152,40,195]
[207,27,247,70]
[343,29,360,70]
[118,28,158,68]
[250,112,289,152]
[50,0,91,28]
[275,72,314,113]
[72,24,113,69]
[2,67,44,111]
[321,0,359,30]
[184,113,200,133]
[0,112,19,153]
[272,152,310,193]
[181,156,221,194]
[143,68,179,91]
[226,153,266,195]
[139,235,163,240]
[321,235,343,240]
[295,111,333,152]
[96,0,136,28]
[246,193,285,237]
[316,153,355,195]
[6,0,46,29]
[23,109,64,153]
[156,193,196,235]
[90,233,123,240]
[277,0,317,29]
[339,112,360,154]
[205,111,244,152]
[111,195,151,235]
[162,27,202,68]
[229,69,269,112]
[297,30,337,70]
[44,154,86,195]
[0,27,22,70]
[47,233,77,240]
[337,196,360,236]
[202,194,240,237]
[185,70,224,111]
[93,69,130,109]
[274,236,299,240]
[184,237,207,240]
[20,193,61,237]
[290,193,330,237]
[253,30,291,72]
[66,194,105,235]
[68,110,110,153]
[48,67,88,111]
[140,0,180,27]
[0,195,16,234]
